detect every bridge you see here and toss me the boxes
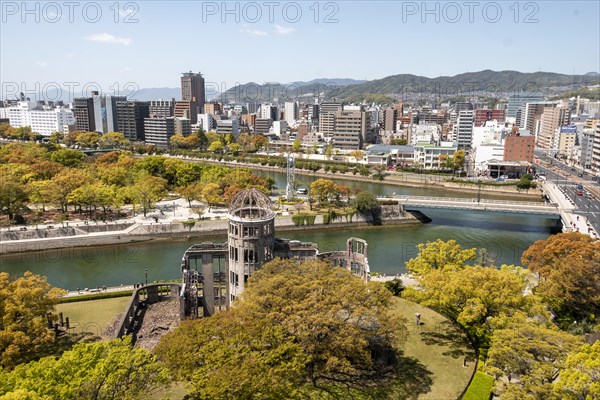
[384,195,560,215]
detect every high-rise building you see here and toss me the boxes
[72,97,95,132]
[149,99,174,118]
[308,104,319,122]
[92,94,125,134]
[259,104,278,121]
[254,118,272,134]
[247,102,259,114]
[507,92,543,119]
[144,116,175,148]
[204,102,223,116]
[522,102,559,133]
[284,101,298,125]
[454,110,474,153]
[181,71,205,114]
[174,101,198,125]
[175,117,192,136]
[581,128,595,170]
[197,113,215,132]
[537,106,569,149]
[116,100,149,141]
[592,122,600,174]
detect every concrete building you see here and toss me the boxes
[216,119,239,136]
[414,143,457,170]
[581,128,595,170]
[558,130,577,155]
[241,113,255,127]
[92,94,125,134]
[284,101,299,125]
[197,113,215,132]
[272,120,288,136]
[174,101,198,125]
[181,71,205,115]
[179,188,370,317]
[454,110,474,153]
[72,97,96,132]
[149,100,174,118]
[204,102,223,116]
[365,144,415,166]
[259,104,278,121]
[333,106,372,150]
[254,118,272,134]
[537,106,569,149]
[175,117,192,136]
[593,122,600,174]
[3,101,74,136]
[382,103,403,132]
[507,92,543,119]
[473,144,505,174]
[116,100,149,141]
[144,117,175,148]
[409,124,439,145]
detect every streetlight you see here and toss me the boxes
[144,269,148,286]
[477,180,482,204]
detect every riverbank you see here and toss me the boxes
[0,208,424,255]
[176,156,544,201]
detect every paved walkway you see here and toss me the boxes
[544,182,598,238]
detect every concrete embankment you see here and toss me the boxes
[0,208,423,255]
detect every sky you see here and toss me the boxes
[1,0,599,99]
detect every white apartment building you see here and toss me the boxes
[409,124,439,145]
[454,110,474,152]
[284,101,298,126]
[3,101,74,136]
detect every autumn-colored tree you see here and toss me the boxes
[0,181,28,221]
[48,168,91,212]
[309,178,336,203]
[0,337,169,399]
[0,272,66,369]
[521,232,600,323]
[176,182,204,207]
[223,185,243,204]
[208,140,224,153]
[227,142,242,155]
[98,131,130,149]
[349,150,364,164]
[405,239,476,277]
[49,148,85,167]
[75,132,101,149]
[26,180,53,211]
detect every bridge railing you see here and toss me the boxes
[378,195,553,207]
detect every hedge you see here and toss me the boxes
[59,290,134,303]
[291,214,305,226]
[462,371,494,400]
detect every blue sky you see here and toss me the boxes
[1,0,599,96]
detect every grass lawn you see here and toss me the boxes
[388,297,476,399]
[56,296,131,338]
[462,371,494,400]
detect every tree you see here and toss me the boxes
[48,168,91,212]
[371,164,388,181]
[453,150,466,175]
[390,138,408,145]
[521,232,600,323]
[0,272,66,369]
[553,341,600,400]
[227,143,242,155]
[486,313,581,398]
[324,143,333,159]
[208,141,224,153]
[176,182,203,207]
[48,131,63,144]
[130,174,168,217]
[49,148,85,167]
[403,265,532,347]
[0,181,28,222]
[156,259,406,398]
[202,183,222,211]
[98,132,130,149]
[75,132,101,149]
[354,191,382,224]
[516,174,536,191]
[384,278,404,296]
[195,129,209,150]
[26,180,53,212]
[0,337,169,399]
[405,239,476,277]
[292,138,302,153]
[349,150,364,164]
[309,178,336,203]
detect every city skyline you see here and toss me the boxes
[1,1,599,94]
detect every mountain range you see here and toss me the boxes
[17,71,598,104]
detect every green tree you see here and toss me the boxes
[292,138,302,152]
[354,191,382,224]
[405,239,476,277]
[202,182,222,211]
[0,337,169,399]
[0,182,28,222]
[48,168,91,212]
[26,180,53,212]
[48,131,64,144]
[309,178,336,203]
[371,164,388,181]
[324,143,334,159]
[553,341,600,400]
[176,182,204,207]
[75,132,101,149]
[403,265,532,347]
[0,272,65,369]
[156,259,406,398]
[130,174,168,217]
[98,132,130,149]
[227,143,242,155]
[349,150,364,164]
[49,148,85,167]
[208,141,224,153]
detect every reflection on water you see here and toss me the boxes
[0,208,558,290]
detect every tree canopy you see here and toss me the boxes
[156,259,406,399]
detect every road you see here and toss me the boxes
[535,150,600,234]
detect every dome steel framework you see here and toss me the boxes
[228,188,274,220]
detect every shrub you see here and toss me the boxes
[292,214,305,226]
[305,215,316,225]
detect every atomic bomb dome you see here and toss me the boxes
[228,188,275,221]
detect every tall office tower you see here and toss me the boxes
[507,92,544,119]
[72,97,95,132]
[308,104,319,122]
[382,103,403,132]
[537,106,569,149]
[91,93,126,134]
[116,100,150,141]
[455,110,474,153]
[149,99,174,118]
[247,102,259,114]
[522,102,558,132]
[181,71,205,115]
[284,101,299,125]
[474,109,506,127]
[259,104,278,121]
